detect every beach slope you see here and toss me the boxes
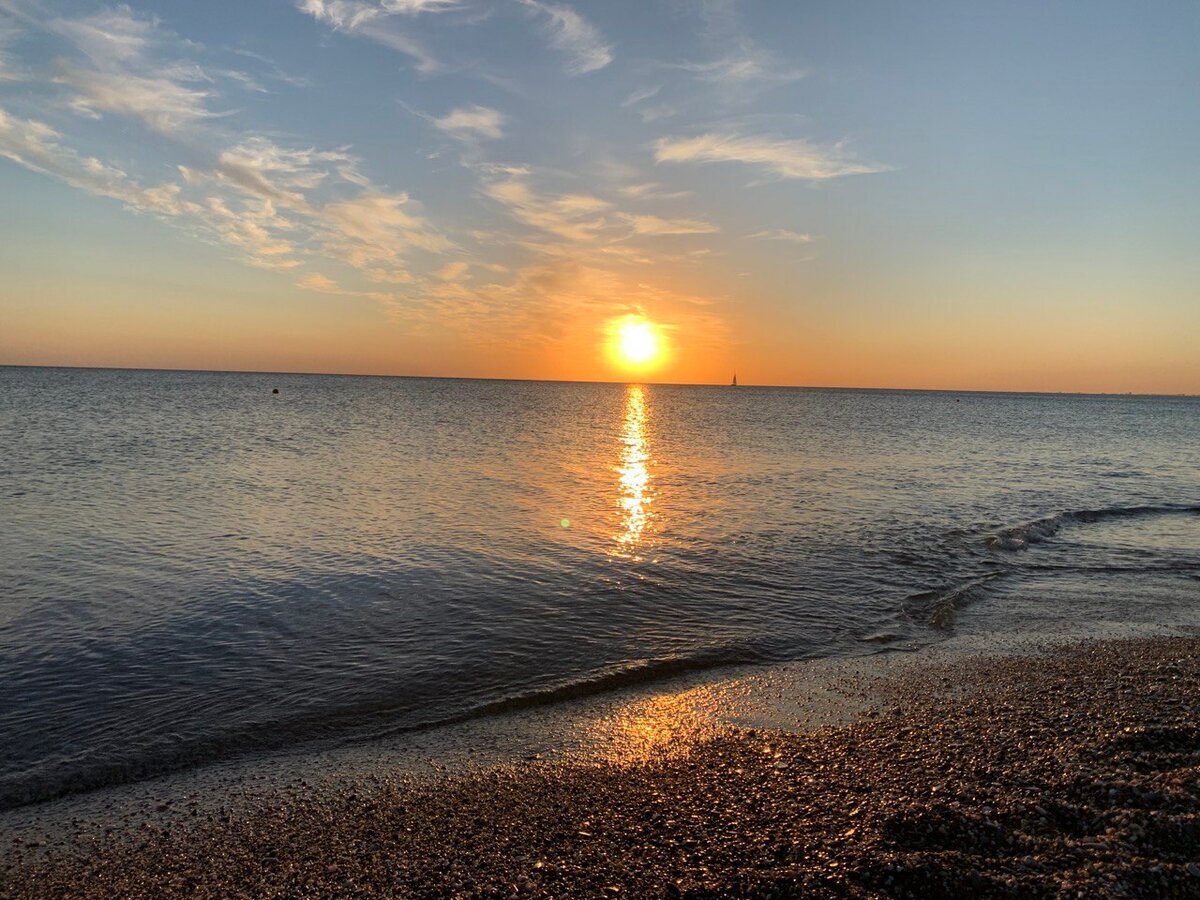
[4,635,1199,898]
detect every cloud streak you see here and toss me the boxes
[0,107,183,215]
[297,0,450,73]
[44,7,216,134]
[654,133,884,181]
[621,213,717,236]
[748,228,814,244]
[481,165,613,243]
[520,0,612,75]
[433,104,505,141]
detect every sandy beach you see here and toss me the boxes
[4,623,1199,899]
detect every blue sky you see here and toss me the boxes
[1,0,1197,390]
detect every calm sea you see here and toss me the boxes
[2,367,1198,808]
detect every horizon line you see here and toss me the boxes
[2,363,1196,399]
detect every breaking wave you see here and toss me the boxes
[987,504,1200,552]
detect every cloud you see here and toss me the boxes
[44,7,215,134]
[433,104,505,141]
[0,107,183,215]
[437,260,468,280]
[201,195,300,265]
[679,46,805,88]
[53,62,213,133]
[519,0,611,75]
[295,270,411,314]
[297,0,448,73]
[297,272,343,292]
[417,257,729,365]
[636,104,678,123]
[299,0,458,25]
[0,105,309,268]
[212,137,358,211]
[321,192,451,276]
[653,133,885,181]
[481,166,612,243]
[618,182,692,201]
[621,213,717,236]
[748,228,814,244]
[230,49,311,89]
[0,20,26,81]
[0,97,454,279]
[48,6,155,65]
[684,0,801,90]
[621,84,660,107]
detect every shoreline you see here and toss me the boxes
[4,617,1199,897]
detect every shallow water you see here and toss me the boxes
[1,367,1197,808]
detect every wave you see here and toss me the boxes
[0,645,770,812]
[903,573,1005,630]
[986,503,1200,552]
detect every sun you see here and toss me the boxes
[619,321,659,364]
[608,316,665,370]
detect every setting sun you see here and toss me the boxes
[608,316,665,371]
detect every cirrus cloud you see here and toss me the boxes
[653,133,885,181]
[519,0,612,76]
[433,104,505,141]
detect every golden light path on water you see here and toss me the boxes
[615,385,652,554]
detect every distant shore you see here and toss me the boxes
[4,629,1199,898]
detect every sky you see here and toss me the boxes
[0,0,1197,392]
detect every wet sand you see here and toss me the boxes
[4,630,1199,898]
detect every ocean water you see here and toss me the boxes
[1,366,1197,809]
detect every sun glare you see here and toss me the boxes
[609,316,664,370]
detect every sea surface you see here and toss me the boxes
[1,367,1198,809]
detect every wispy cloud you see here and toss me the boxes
[481,165,612,243]
[621,84,660,107]
[679,46,804,88]
[295,271,410,313]
[297,0,450,73]
[230,49,311,89]
[637,104,678,123]
[437,260,469,280]
[53,63,213,133]
[45,7,215,134]
[433,104,505,141]
[654,133,885,181]
[323,191,451,268]
[297,272,343,292]
[0,93,452,282]
[419,257,727,358]
[748,228,814,244]
[618,181,691,201]
[0,106,309,269]
[209,137,356,212]
[621,213,717,235]
[684,0,801,91]
[519,0,611,75]
[0,19,25,81]
[0,106,183,215]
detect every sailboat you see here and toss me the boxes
[731,373,738,386]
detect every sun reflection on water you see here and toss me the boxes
[615,385,653,554]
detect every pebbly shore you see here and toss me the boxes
[3,636,1199,898]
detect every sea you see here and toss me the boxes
[1,366,1197,809]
